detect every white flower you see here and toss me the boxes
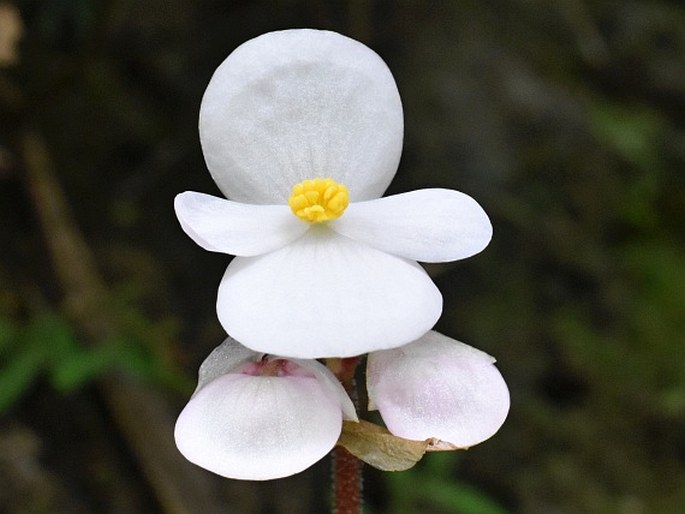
[367,331,509,448]
[174,338,357,480]
[175,29,492,359]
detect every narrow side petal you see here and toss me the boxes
[175,373,342,480]
[194,337,260,394]
[294,359,358,421]
[367,331,509,448]
[175,191,307,256]
[217,229,442,359]
[199,29,403,203]
[331,189,492,263]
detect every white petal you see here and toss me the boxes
[175,191,307,256]
[199,29,403,203]
[175,373,342,480]
[217,228,442,358]
[331,189,492,263]
[191,337,357,420]
[194,337,260,394]
[367,331,509,448]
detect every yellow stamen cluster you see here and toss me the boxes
[288,178,350,223]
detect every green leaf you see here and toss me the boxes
[419,480,509,514]
[50,344,116,391]
[0,343,46,412]
[0,319,18,357]
[588,101,662,172]
[25,313,80,356]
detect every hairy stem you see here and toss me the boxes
[333,445,363,514]
[329,357,363,514]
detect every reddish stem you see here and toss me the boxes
[329,356,363,514]
[333,445,363,514]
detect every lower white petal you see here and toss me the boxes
[217,228,442,358]
[174,373,342,480]
[331,189,492,262]
[175,191,307,256]
[367,331,509,448]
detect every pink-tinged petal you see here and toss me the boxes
[175,372,343,480]
[199,29,403,203]
[175,192,307,257]
[216,228,442,359]
[367,331,509,448]
[191,338,357,419]
[331,189,492,263]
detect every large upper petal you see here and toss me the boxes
[174,191,307,256]
[331,189,492,262]
[174,372,342,480]
[367,331,509,448]
[216,227,442,358]
[199,29,403,204]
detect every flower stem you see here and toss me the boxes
[333,445,363,514]
[328,357,363,514]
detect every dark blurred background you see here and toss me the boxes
[1,1,684,513]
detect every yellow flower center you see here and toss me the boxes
[288,178,350,223]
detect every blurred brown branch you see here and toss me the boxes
[0,3,22,67]
[21,130,226,514]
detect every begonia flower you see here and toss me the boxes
[175,29,492,358]
[174,338,357,480]
[367,331,509,448]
